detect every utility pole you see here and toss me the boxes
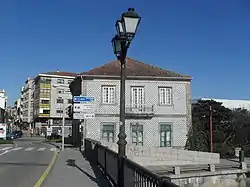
[60,98,65,151]
[209,105,213,153]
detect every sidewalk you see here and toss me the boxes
[42,148,112,187]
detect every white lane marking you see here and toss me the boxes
[12,147,23,151]
[25,147,34,151]
[0,150,9,156]
[50,148,56,152]
[0,147,12,151]
[37,147,46,152]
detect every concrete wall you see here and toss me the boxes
[169,170,247,187]
[101,141,220,165]
[82,78,191,148]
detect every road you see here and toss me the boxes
[0,137,57,187]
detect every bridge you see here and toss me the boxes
[84,138,249,187]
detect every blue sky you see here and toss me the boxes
[1,0,250,105]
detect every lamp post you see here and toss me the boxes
[112,7,141,157]
[111,8,141,187]
[58,96,65,151]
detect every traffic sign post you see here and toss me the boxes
[73,96,95,120]
[73,96,94,103]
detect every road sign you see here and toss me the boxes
[73,96,94,103]
[73,112,95,119]
[73,103,95,113]
[47,127,52,136]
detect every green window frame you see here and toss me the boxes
[102,124,115,143]
[160,124,172,147]
[131,123,143,146]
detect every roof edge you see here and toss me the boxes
[78,74,192,81]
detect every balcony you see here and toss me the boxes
[125,105,154,119]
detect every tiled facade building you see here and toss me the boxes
[70,58,192,148]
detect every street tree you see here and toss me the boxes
[186,99,233,156]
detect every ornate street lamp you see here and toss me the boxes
[112,8,141,157]
[111,8,141,187]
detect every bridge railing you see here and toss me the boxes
[84,138,179,187]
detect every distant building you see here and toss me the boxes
[192,98,250,110]
[33,71,77,135]
[14,98,22,125]
[0,90,7,123]
[70,57,192,148]
[21,77,35,126]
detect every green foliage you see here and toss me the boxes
[186,99,250,158]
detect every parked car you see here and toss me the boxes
[47,133,62,140]
[13,130,23,138]
[6,132,17,140]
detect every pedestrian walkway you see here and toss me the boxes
[42,148,112,187]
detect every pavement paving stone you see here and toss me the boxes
[42,148,112,187]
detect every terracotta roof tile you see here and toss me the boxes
[81,57,191,78]
[41,71,78,77]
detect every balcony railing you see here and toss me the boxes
[125,105,154,119]
[84,138,179,187]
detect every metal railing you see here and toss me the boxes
[84,138,179,187]
[125,105,154,114]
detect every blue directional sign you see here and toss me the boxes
[73,96,94,103]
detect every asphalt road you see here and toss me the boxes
[0,137,56,187]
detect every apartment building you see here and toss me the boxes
[14,98,22,125]
[33,71,77,134]
[70,58,192,148]
[0,89,7,123]
[21,77,35,126]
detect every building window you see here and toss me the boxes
[41,100,50,104]
[131,123,143,146]
[101,124,115,142]
[102,86,115,104]
[68,99,72,104]
[159,87,172,105]
[43,110,50,114]
[56,110,63,114]
[57,89,64,94]
[57,98,63,103]
[68,80,72,84]
[131,87,144,110]
[57,79,64,84]
[160,124,172,147]
[64,89,71,94]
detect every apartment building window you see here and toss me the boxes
[68,99,72,104]
[101,124,115,142]
[68,80,72,84]
[102,86,115,104]
[131,123,143,146]
[43,110,50,114]
[57,79,64,84]
[56,110,63,114]
[57,89,64,94]
[57,98,63,103]
[41,100,50,104]
[159,87,172,105]
[159,124,172,147]
[65,89,71,94]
